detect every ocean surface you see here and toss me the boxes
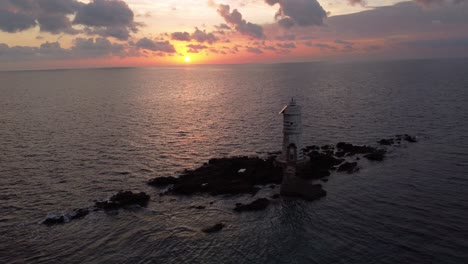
[1,58,468,263]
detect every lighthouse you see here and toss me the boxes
[277,98,308,166]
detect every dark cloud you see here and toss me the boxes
[0,8,37,33]
[191,28,218,44]
[265,0,327,28]
[72,37,126,56]
[0,37,127,62]
[275,34,296,41]
[0,0,140,39]
[171,32,191,41]
[135,38,176,53]
[37,13,78,34]
[217,4,264,38]
[347,0,366,6]
[277,42,296,49]
[74,0,138,40]
[246,46,263,54]
[0,0,82,34]
[187,44,208,53]
[315,43,337,50]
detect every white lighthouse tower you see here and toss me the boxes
[277,98,308,166]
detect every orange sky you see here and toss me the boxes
[0,0,467,70]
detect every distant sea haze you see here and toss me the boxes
[1,58,468,263]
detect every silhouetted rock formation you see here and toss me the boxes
[337,162,359,173]
[280,179,327,201]
[95,191,150,210]
[234,198,270,212]
[202,223,225,233]
[147,176,179,187]
[156,156,282,196]
[42,208,90,226]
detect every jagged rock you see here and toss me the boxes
[364,149,387,161]
[42,214,65,226]
[404,134,417,143]
[202,223,225,233]
[234,198,270,212]
[300,151,343,179]
[166,156,282,196]
[42,208,90,226]
[378,139,394,145]
[337,162,359,174]
[69,208,89,220]
[280,178,327,201]
[147,176,179,187]
[336,142,378,156]
[95,191,150,210]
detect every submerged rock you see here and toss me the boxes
[42,214,66,226]
[337,162,359,174]
[234,198,270,212]
[147,176,179,187]
[280,179,327,201]
[336,142,378,156]
[364,150,387,161]
[95,191,150,210]
[378,139,394,146]
[41,208,90,226]
[202,223,225,233]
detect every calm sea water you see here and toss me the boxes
[1,59,468,263]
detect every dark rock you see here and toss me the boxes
[403,134,417,143]
[42,214,65,225]
[234,198,270,212]
[95,191,150,210]
[202,223,225,233]
[336,142,378,156]
[147,176,179,187]
[321,178,329,182]
[191,205,206,210]
[271,194,280,199]
[69,208,89,220]
[166,156,282,196]
[378,139,394,145]
[364,150,387,161]
[337,162,359,174]
[280,178,327,201]
[269,185,276,189]
[300,151,343,179]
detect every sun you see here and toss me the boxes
[184,56,191,63]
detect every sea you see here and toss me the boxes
[1,58,468,263]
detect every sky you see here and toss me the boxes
[0,0,467,70]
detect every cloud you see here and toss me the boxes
[265,0,327,28]
[187,44,208,53]
[191,28,218,44]
[0,0,140,39]
[277,42,296,49]
[275,34,296,41]
[0,0,82,34]
[171,32,191,41]
[135,38,176,53]
[0,37,127,61]
[217,4,264,38]
[0,8,37,33]
[246,46,263,54]
[74,0,139,40]
[347,0,366,6]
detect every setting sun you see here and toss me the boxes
[184,56,191,63]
